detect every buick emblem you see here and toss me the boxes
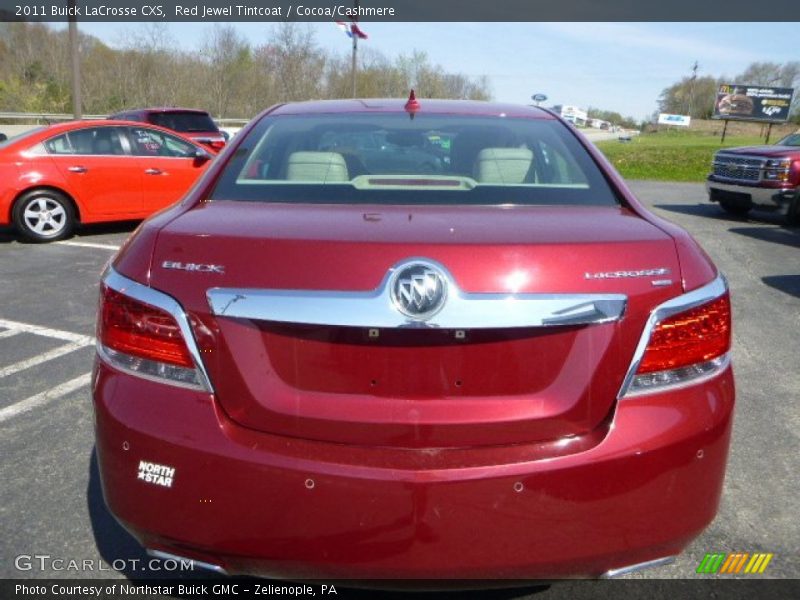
[390,262,448,319]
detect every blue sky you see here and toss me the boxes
[61,22,798,120]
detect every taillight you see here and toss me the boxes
[97,272,210,390]
[207,139,226,151]
[637,294,730,373]
[100,286,193,367]
[622,276,732,397]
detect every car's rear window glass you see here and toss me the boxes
[43,127,126,155]
[150,112,217,133]
[0,127,44,149]
[209,114,619,206]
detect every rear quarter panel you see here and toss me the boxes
[567,123,718,292]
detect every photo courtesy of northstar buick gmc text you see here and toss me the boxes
[93,96,734,582]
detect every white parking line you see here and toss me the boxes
[0,318,94,346]
[0,372,92,423]
[0,318,96,421]
[56,240,121,251]
[0,342,89,379]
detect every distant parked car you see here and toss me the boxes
[707,132,800,223]
[0,120,214,242]
[109,107,227,151]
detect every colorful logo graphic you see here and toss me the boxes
[697,552,774,574]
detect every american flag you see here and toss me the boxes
[335,21,368,40]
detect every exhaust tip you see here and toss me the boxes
[601,556,676,578]
[146,548,228,576]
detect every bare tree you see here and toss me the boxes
[201,25,254,118]
[265,23,326,101]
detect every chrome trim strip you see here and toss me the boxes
[618,273,728,399]
[207,259,627,329]
[602,556,676,578]
[101,267,213,392]
[146,549,228,575]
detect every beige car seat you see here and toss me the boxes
[286,152,349,182]
[473,148,535,184]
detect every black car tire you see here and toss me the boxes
[13,189,76,242]
[718,198,751,216]
[787,192,800,227]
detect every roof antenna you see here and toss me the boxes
[405,89,420,119]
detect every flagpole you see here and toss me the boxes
[352,32,357,98]
[351,0,359,98]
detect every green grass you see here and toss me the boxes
[595,130,766,182]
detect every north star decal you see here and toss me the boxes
[585,268,671,279]
[137,460,175,488]
[162,261,225,274]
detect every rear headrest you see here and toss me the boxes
[94,138,112,155]
[287,152,349,182]
[474,148,534,184]
[73,134,93,155]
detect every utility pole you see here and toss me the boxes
[351,0,359,98]
[688,60,698,119]
[68,0,82,119]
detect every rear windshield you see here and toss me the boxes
[150,112,217,133]
[210,113,619,206]
[0,126,45,149]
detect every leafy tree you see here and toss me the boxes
[587,108,638,129]
[201,25,254,117]
[657,75,720,119]
[0,22,492,117]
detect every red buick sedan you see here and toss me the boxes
[93,98,734,581]
[0,121,215,242]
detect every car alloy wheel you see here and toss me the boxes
[14,190,75,242]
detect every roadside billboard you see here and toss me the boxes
[658,113,691,127]
[713,84,795,123]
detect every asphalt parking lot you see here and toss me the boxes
[0,182,797,595]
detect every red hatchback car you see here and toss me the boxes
[0,121,215,242]
[93,99,734,581]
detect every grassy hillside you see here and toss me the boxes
[595,130,769,182]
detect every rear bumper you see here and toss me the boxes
[706,177,796,211]
[93,360,735,580]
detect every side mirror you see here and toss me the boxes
[0,133,7,142]
[194,148,212,161]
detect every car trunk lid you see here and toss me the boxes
[146,201,681,449]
